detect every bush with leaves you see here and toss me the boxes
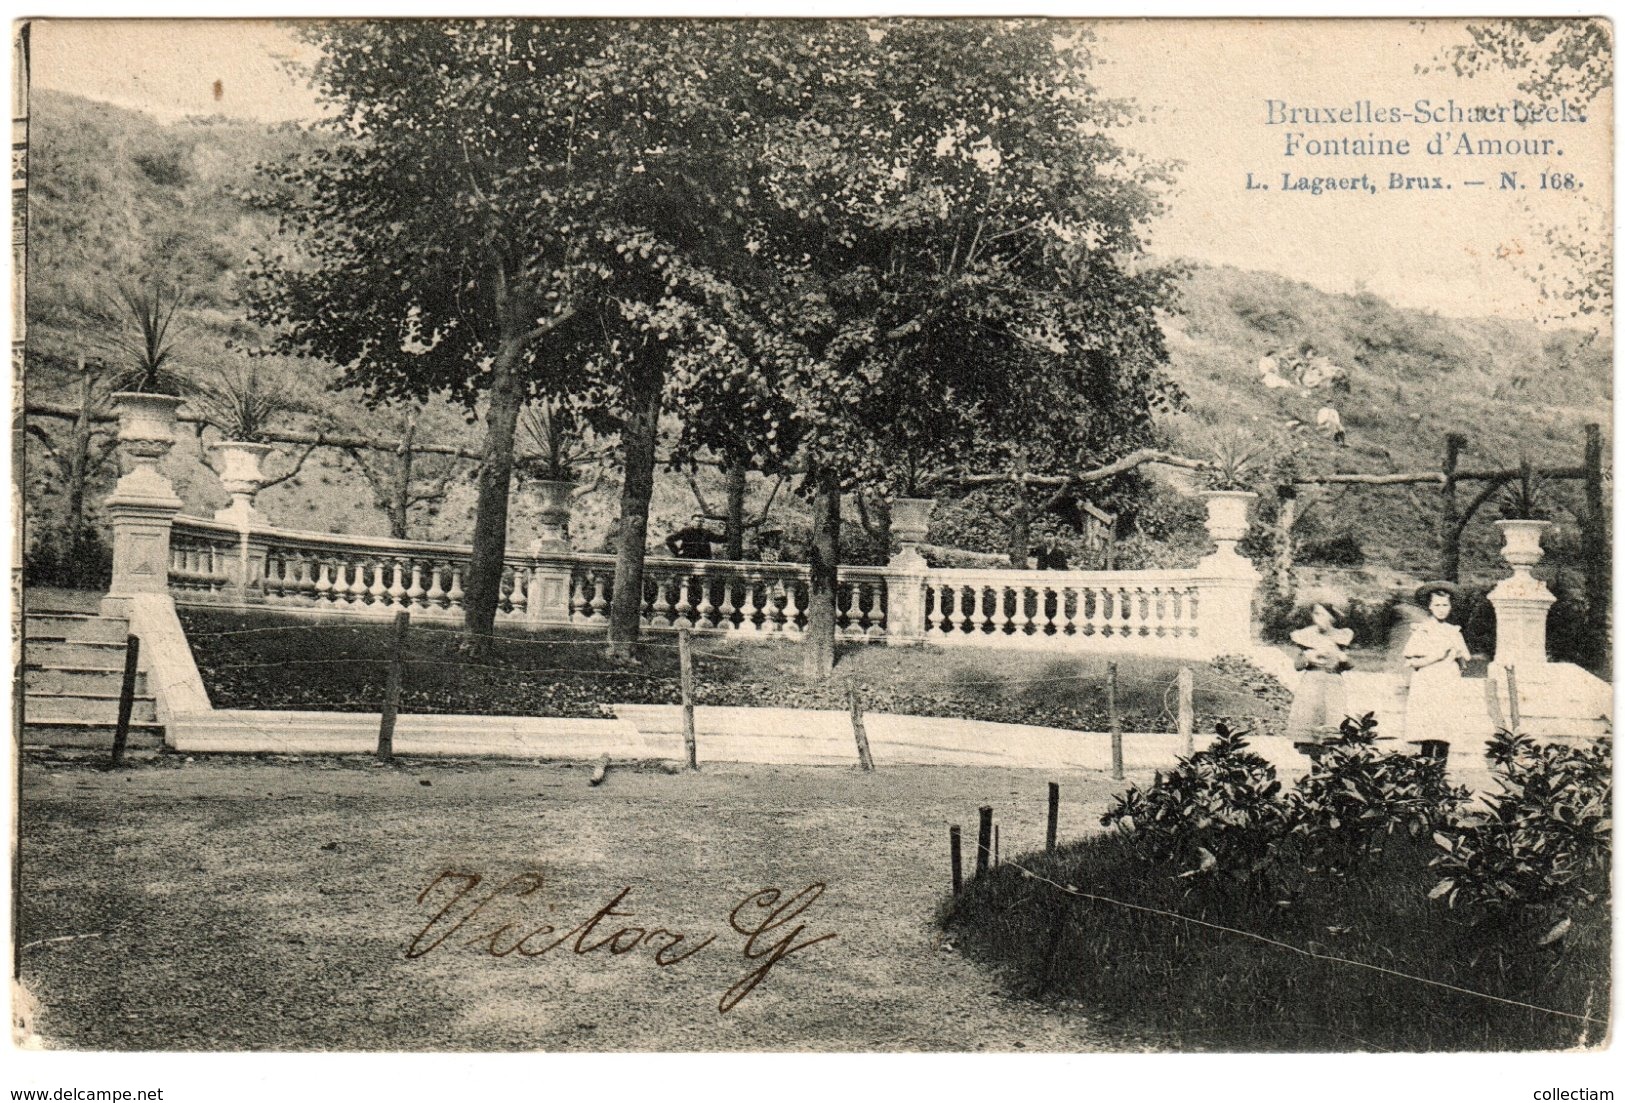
[1100,723,1287,886]
[24,525,112,590]
[1285,714,1470,875]
[1430,729,1611,948]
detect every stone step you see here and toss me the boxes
[24,693,159,726]
[22,639,136,668]
[24,612,131,644]
[23,666,148,696]
[21,723,165,749]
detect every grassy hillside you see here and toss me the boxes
[21,92,1611,595]
[1161,264,1610,586]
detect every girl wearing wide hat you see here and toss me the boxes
[1286,602,1355,742]
[1401,581,1480,743]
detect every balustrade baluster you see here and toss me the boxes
[650,574,674,628]
[866,584,887,638]
[947,586,966,634]
[742,578,764,633]
[289,554,310,605]
[840,583,861,637]
[366,561,386,605]
[423,563,445,609]
[763,581,786,634]
[923,585,939,633]
[718,577,738,631]
[1084,586,1103,636]
[589,573,608,621]
[695,575,715,627]
[782,579,803,635]
[513,566,532,618]
[674,571,696,629]
[387,560,407,608]
[329,561,350,605]
[446,565,465,611]
[568,575,589,623]
[406,562,425,609]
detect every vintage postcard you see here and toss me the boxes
[7,11,1615,1092]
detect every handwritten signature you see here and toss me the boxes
[406,870,837,1013]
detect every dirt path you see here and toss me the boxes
[18,752,1139,1051]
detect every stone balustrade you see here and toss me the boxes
[104,397,1263,659]
[156,514,1249,657]
[920,568,1204,652]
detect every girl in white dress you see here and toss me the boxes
[1401,582,1483,744]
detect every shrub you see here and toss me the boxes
[1100,723,1286,886]
[1285,714,1469,874]
[1299,531,1365,566]
[1261,594,1406,649]
[24,526,112,590]
[1430,730,1611,949]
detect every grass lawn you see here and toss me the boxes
[19,749,1140,1052]
[943,831,1609,1052]
[179,608,1293,735]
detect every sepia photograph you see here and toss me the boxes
[7,9,1614,1082]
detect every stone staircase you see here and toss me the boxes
[21,601,164,748]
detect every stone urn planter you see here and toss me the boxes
[529,477,576,554]
[110,392,185,501]
[210,441,275,524]
[1200,489,1257,555]
[1495,518,1553,577]
[890,496,936,548]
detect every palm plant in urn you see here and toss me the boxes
[103,277,191,500]
[1495,459,1554,576]
[518,399,596,553]
[1196,431,1262,553]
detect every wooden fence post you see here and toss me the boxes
[1438,432,1466,582]
[976,806,993,877]
[1582,423,1609,665]
[1108,661,1123,780]
[1046,781,1060,853]
[678,628,698,770]
[1177,667,1195,755]
[110,635,141,769]
[950,825,963,896]
[377,610,409,761]
[1272,485,1297,601]
[848,679,875,771]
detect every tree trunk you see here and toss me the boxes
[1437,432,1465,581]
[1008,498,1031,570]
[66,359,92,541]
[723,454,747,561]
[389,419,416,541]
[460,342,525,653]
[607,350,665,659]
[803,468,840,679]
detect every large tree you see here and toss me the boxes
[250,20,793,657]
[718,21,1179,675]
[247,21,677,650]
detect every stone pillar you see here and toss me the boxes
[881,545,930,644]
[525,557,576,625]
[102,393,186,616]
[1194,491,1262,657]
[1489,519,1556,673]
